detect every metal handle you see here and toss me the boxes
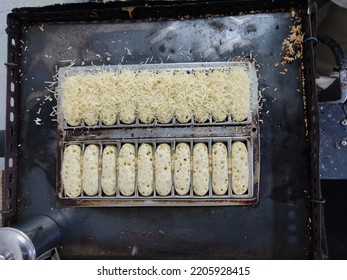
[15,215,61,258]
[0,215,61,260]
[316,36,347,103]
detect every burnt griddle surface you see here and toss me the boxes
[14,11,310,259]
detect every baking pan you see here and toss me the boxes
[56,62,259,206]
[3,0,326,259]
[57,62,258,128]
[58,137,256,206]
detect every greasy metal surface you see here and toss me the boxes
[64,122,255,140]
[6,1,319,259]
[319,103,347,180]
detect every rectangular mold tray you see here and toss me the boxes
[57,136,257,206]
[57,61,258,129]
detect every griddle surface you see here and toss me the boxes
[16,12,310,259]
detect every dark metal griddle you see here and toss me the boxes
[3,0,326,259]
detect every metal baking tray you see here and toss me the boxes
[57,62,258,128]
[56,61,259,206]
[58,137,256,206]
[3,0,326,259]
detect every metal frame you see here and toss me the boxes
[56,62,260,207]
[58,136,258,206]
[3,17,21,224]
[303,5,328,259]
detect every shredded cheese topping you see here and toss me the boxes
[60,67,251,126]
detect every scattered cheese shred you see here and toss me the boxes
[34,117,42,125]
[281,13,304,65]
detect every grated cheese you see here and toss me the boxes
[281,19,304,65]
[34,117,42,125]
[59,67,251,126]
